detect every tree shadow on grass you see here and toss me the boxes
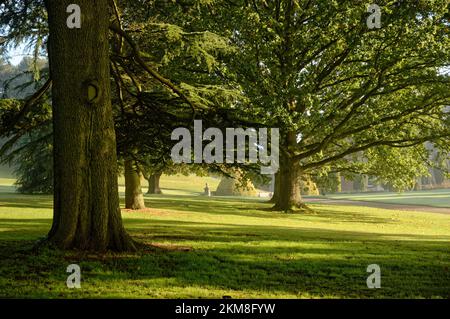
[0,215,448,298]
[0,192,449,298]
[1,192,396,224]
[0,194,53,209]
[0,218,52,241]
[138,195,395,224]
[94,219,450,298]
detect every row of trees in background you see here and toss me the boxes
[0,0,449,251]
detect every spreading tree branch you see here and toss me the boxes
[109,23,208,115]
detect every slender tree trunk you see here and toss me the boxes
[147,172,162,194]
[45,0,135,251]
[125,159,146,209]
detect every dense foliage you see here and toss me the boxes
[0,0,449,202]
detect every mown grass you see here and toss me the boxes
[0,186,449,298]
[118,174,221,196]
[326,189,450,208]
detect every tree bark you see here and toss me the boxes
[147,172,162,194]
[272,155,304,211]
[125,159,146,209]
[268,172,280,203]
[272,131,311,212]
[45,0,135,251]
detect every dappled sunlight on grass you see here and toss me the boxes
[118,174,222,196]
[0,190,449,298]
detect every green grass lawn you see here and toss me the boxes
[326,189,450,208]
[118,174,221,196]
[0,183,449,298]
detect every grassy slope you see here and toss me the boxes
[326,189,450,208]
[0,174,449,298]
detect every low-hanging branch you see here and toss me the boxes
[109,23,209,115]
[1,78,52,136]
[300,133,450,172]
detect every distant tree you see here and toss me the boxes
[199,0,450,211]
[0,56,52,194]
[124,157,146,209]
[11,125,53,194]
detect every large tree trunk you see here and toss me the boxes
[268,172,280,203]
[272,131,311,212]
[125,159,146,209]
[147,172,162,194]
[45,0,135,251]
[273,155,304,211]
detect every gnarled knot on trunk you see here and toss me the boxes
[83,80,101,104]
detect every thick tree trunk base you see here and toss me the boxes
[147,189,162,195]
[45,230,137,252]
[36,234,139,253]
[47,204,138,252]
[271,152,311,212]
[271,202,314,213]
